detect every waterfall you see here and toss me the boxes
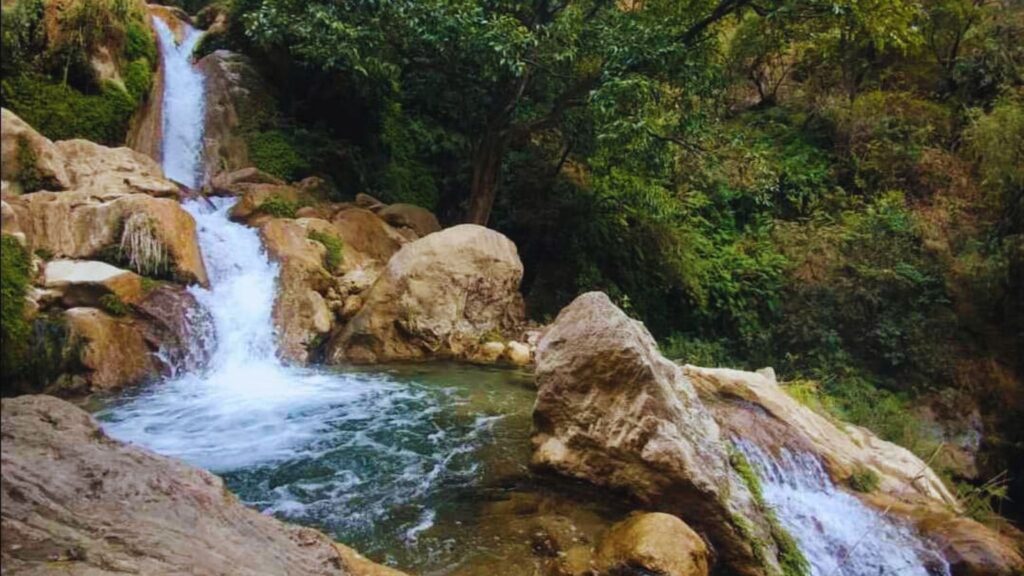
[152,17,205,188]
[735,440,949,576]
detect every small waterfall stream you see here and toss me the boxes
[97,12,955,576]
[736,440,949,576]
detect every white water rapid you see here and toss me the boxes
[736,440,950,576]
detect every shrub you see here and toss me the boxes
[0,0,45,77]
[308,230,344,271]
[1,74,137,145]
[1,236,32,394]
[247,130,311,182]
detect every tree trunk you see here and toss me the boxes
[465,131,505,226]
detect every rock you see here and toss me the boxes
[297,175,332,197]
[260,218,337,363]
[475,341,507,363]
[56,139,181,197]
[355,192,386,211]
[64,307,157,391]
[330,208,409,263]
[684,365,957,507]
[0,395,408,576]
[531,292,777,576]
[43,259,144,308]
[1,108,71,191]
[378,203,442,238]
[918,515,1024,576]
[211,166,286,194]
[1,200,23,238]
[126,49,164,162]
[327,225,526,364]
[198,50,274,185]
[229,184,305,222]
[594,513,709,576]
[506,340,532,366]
[134,283,214,374]
[6,191,209,286]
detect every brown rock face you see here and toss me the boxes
[260,218,337,363]
[919,516,1024,576]
[1,108,71,191]
[0,395,407,576]
[594,513,709,576]
[56,139,181,197]
[378,203,442,238]
[229,183,306,223]
[330,208,409,263]
[531,292,777,576]
[327,224,526,364]
[43,260,145,308]
[198,50,273,184]
[64,307,157,391]
[6,190,208,286]
[135,283,214,374]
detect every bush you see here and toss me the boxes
[247,130,311,182]
[258,195,300,218]
[848,467,881,493]
[1,74,137,145]
[1,236,32,395]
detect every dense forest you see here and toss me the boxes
[2,0,1023,522]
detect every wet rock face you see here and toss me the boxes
[530,292,778,576]
[327,224,526,364]
[63,307,158,392]
[0,395,407,576]
[135,283,214,374]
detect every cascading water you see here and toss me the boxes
[736,440,950,576]
[153,17,206,188]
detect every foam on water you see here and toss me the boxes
[735,440,950,576]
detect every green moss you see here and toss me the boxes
[123,58,154,103]
[848,467,881,493]
[258,195,300,218]
[124,20,157,64]
[307,229,344,271]
[1,74,137,145]
[34,248,54,261]
[1,235,32,394]
[99,294,130,317]
[140,276,160,295]
[15,136,44,192]
[730,445,811,576]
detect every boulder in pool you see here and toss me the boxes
[594,513,709,576]
[0,394,408,576]
[327,224,525,364]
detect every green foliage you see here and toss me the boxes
[956,472,1011,524]
[247,130,310,182]
[1,74,138,145]
[0,0,45,77]
[258,195,300,218]
[848,467,881,493]
[99,294,130,317]
[308,229,344,271]
[15,136,44,193]
[1,236,32,394]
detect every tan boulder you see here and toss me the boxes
[134,283,214,374]
[327,224,525,364]
[474,341,507,363]
[260,218,337,363]
[229,184,305,222]
[198,50,274,185]
[6,191,208,286]
[595,513,709,576]
[916,515,1024,576]
[211,166,286,194]
[56,139,181,197]
[378,203,442,238]
[684,366,957,507]
[44,259,144,308]
[330,208,408,263]
[0,394,409,576]
[506,340,532,366]
[531,291,778,576]
[355,192,387,211]
[64,307,157,392]
[0,108,71,191]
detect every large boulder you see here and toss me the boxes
[531,292,779,576]
[327,224,526,364]
[134,283,214,374]
[1,108,71,191]
[198,50,274,184]
[260,218,338,363]
[5,190,208,286]
[0,395,408,576]
[330,208,409,264]
[43,260,145,308]
[55,139,181,197]
[64,307,158,392]
[594,513,709,576]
